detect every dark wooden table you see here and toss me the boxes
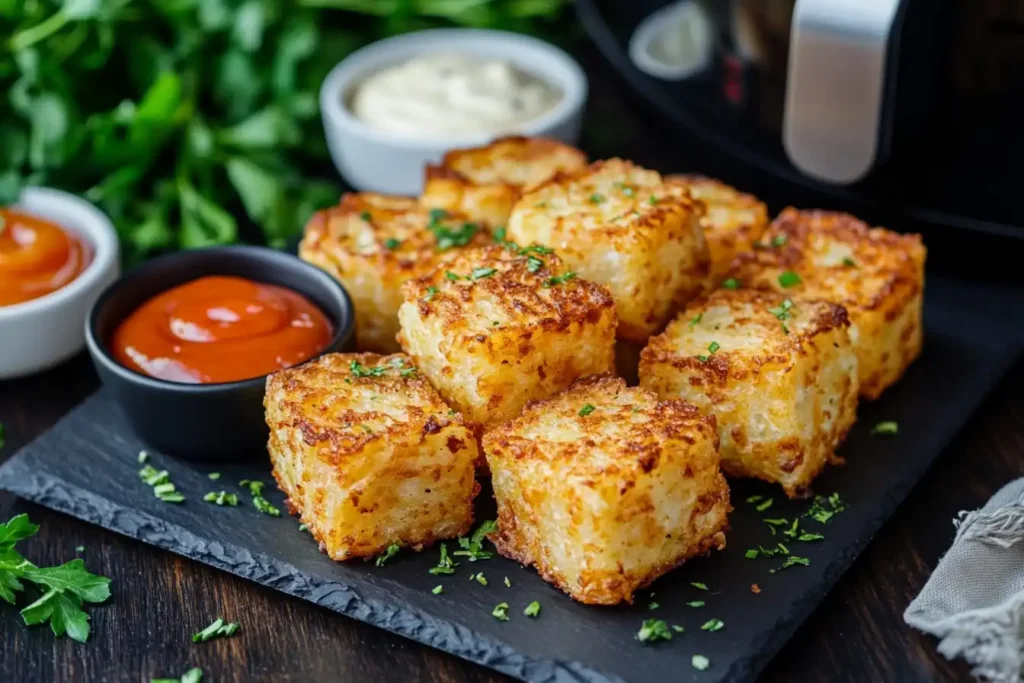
[3,46,1024,683]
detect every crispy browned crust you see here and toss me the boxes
[483,375,731,604]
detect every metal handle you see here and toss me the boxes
[783,0,904,184]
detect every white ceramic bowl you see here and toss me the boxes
[320,29,588,196]
[0,188,119,379]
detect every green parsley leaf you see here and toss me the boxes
[526,255,545,273]
[524,600,541,618]
[701,618,724,632]
[504,576,511,587]
[474,573,488,586]
[424,286,439,302]
[431,585,443,595]
[588,192,605,204]
[636,618,673,643]
[428,543,457,575]
[192,617,240,643]
[755,498,773,512]
[691,582,708,591]
[384,237,402,250]
[299,524,308,533]
[672,624,685,633]
[746,495,763,504]
[798,533,825,542]
[871,421,898,436]
[519,244,553,256]
[764,518,789,535]
[445,271,462,281]
[137,451,149,464]
[771,234,788,247]
[453,520,497,562]
[492,602,510,621]
[375,544,400,567]
[471,266,497,280]
[360,211,372,222]
[431,222,479,250]
[207,472,220,481]
[721,278,739,290]
[745,549,759,559]
[203,491,239,506]
[428,208,449,223]
[349,360,387,378]
[0,514,40,550]
[778,270,802,288]
[686,600,705,607]
[770,555,811,573]
[649,601,660,610]
[697,341,720,363]
[648,195,658,205]
[578,404,596,417]
[542,272,577,288]
[74,546,84,553]
[239,480,280,517]
[689,313,702,329]
[842,257,857,267]
[692,655,710,671]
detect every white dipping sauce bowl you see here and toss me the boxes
[0,188,119,379]
[320,29,588,196]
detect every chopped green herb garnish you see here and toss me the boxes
[375,544,400,567]
[192,617,240,643]
[701,619,724,632]
[691,582,708,591]
[842,257,857,267]
[431,221,479,250]
[203,491,239,507]
[503,576,511,587]
[431,585,443,595]
[692,655,710,671]
[542,271,577,288]
[492,602,510,621]
[519,244,554,256]
[524,600,541,618]
[768,298,795,333]
[649,601,660,610]
[771,235,788,247]
[648,195,658,205]
[74,545,85,553]
[697,341,720,363]
[535,201,548,209]
[746,495,763,504]
[299,524,308,533]
[474,573,488,586]
[428,208,449,223]
[798,533,825,542]
[778,270,802,288]
[207,472,220,481]
[764,518,789,535]
[429,543,458,575]
[637,618,673,643]
[384,237,402,250]
[805,493,845,524]
[154,668,204,683]
[686,600,705,608]
[745,549,759,559]
[672,624,685,633]
[776,542,790,555]
[770,555,810,573]
[578,404,596,417]
[445,271,462,281]
[349,361,387,378]
[526,255,544,273]
[588,192,605,204]
[137,451,149,464]
[688,313,702,329]
[755,498,773,512]
[424,286,439,302]
[360,211,372,222]
[239,480,280,517]
[721,278,739,290]
[454,520,497,562]
[871,421,898,436]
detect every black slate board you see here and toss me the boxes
[0,276,1019,683]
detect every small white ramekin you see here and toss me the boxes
[320,28,588,196]
[0,188,119,379]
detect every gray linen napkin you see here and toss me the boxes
[904,478,1024,682]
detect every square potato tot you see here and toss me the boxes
[421,136,588,228]
[484,375,730,605]
[639,289,859,498]
[506,158,709,342]
[665,175,769,286]
[397,245,616,430]
[726,208,926,399]
[300,193,490,353]
[265,353,479,561]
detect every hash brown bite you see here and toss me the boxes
[665,175,769,285]
[265,352,479,561]
[397,244,616,430]
[483,374,730,605]
[726,208,926,399]
[422,136,588,228]
[639,289,858,498]
[299,193,490,352]
[506,158,709,342]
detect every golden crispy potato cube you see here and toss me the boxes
[726,208,926,399]
[397,245,616,430]
[507,159,709,342]
[665,175,768,285]
[265,353,479,561]
[639,289,858,498]
[300,193,490,353]
[484,375,730,605]
[422,136,588,228]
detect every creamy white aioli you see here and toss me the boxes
[349,53,560,138]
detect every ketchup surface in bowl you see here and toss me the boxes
[111,275,333,384]
[0,208,93,307]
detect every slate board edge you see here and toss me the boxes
[724,342,1022,682]
[0,457,619,683]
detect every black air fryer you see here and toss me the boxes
[576,0,1024,246]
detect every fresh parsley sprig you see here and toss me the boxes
[453,520,498,562]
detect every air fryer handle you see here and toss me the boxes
[782,0,905,184]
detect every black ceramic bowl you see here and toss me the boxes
[85,246,355,460]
